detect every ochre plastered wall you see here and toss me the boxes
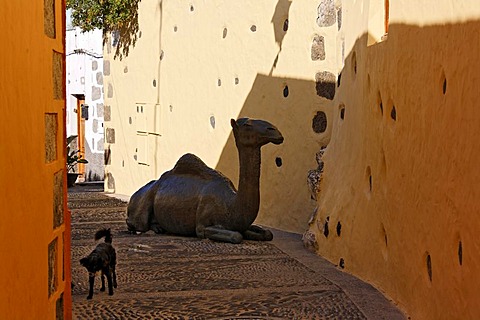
[305,1,480,319]
[0,0,70,319]
[104,0,341,232]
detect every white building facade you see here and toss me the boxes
[66,11,104,181]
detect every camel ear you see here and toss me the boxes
[230,119,238,130]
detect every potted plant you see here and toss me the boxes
[67,135,88,187]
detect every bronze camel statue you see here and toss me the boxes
[126,118,284,243]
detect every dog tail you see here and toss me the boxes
[95,228,113,243]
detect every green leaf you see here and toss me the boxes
[67,0,141,59]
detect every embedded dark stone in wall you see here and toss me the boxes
[53,51,63,99]
[44,0,55,38]
[307,168,322,200]
[111,31,120,47]
[391,105,397,121]
[97,103,104,117]
[96,72,103,85]
[92,86,101,100]
[458,241,463,266]
[45,113,57,163]
[352,51,357,75]
[312,111,328,133]
[106,128,116,143]
[302,231,319,251]
[107,172,116,190]
[315,71,336,100]
[104,105,111,121]
[311,35,325,61]
[426,254,433,281]
[275,157,283,167]
[107,83,114,98]
[53,170,64,229]
[210,116,216,129]
[317,0,336,27]
[323,216,330,238]
[92,60,98,71]
[106,35,112,53]
[48,237,58,297]
[104,145,111,165]
[104,60,111,76]
[97,138,104,152]
[337,7,342,30]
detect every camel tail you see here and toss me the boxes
[95,228,113,244]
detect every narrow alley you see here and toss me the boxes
[69,184,405,319]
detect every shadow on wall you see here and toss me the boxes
[105,0,141,60]
[301,20,480,320]
[213,0,334,233]
[269,0,292,74]
[215,18,480,318]
[215,73,333,233]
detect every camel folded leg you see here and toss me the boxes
[242,225,273,241]
[202,226,243,244]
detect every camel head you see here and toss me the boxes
[231,118,284,148]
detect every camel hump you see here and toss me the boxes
[172,153,222,180]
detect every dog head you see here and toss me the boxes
[80,254,104,274]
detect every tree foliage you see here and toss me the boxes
[66,0,141,59]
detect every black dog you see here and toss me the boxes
[80,228,117,300]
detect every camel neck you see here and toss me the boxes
[235,146,261,225]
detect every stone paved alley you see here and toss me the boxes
[69,184,406,319]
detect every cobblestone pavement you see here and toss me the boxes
[69,184,406,320]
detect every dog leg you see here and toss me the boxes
[100,271,106,292]
[112,266,118,288]
[105,270,114,296]
[87,273,95,300]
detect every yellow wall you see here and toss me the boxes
[104,0,480,318]
[0,0,70,319]
[104,0,337,232]
[305,1,480,319]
